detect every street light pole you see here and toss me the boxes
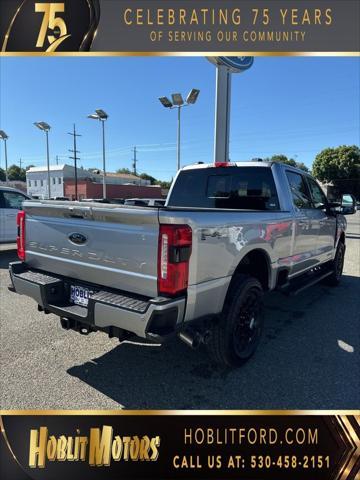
[34,122,51,199]
[0,131,9,185]
[3,137,9,184]
[87,109,108,199]
[101,119,106,199]
[177,105,181,171]
[159,89,200,172]
[45,129,51,199]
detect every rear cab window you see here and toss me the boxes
[168,166,280,210]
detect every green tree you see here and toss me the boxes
[116,168,132,175]
[294,162,309,172]
[264,154,309,172]
[7,164,26,181]
[159,180,172,189]
[140,172,157,185]
[312,145,360,182]
[0,167,6,181]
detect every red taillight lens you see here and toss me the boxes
[16,211,26,261]
[158,224,192,296]
[214,162,236,167]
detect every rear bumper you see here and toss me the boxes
[9,262,186,342]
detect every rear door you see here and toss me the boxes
[306,176,336,262]
[0,190,28,242]
[285,171,320,275]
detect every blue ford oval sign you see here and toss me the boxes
[207,56,254,73]
[68,232,87,245]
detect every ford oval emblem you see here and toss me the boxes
[68,233,87,245]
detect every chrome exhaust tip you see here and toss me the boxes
[178,330,201,349]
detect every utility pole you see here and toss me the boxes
[19,157,22,169]
[68,124,81,201]
[132,146,137,176]
[56,155,59,165]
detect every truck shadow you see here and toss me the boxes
[0,248,18,269]
[67,274,360,409]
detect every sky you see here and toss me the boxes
[0,56,359,181]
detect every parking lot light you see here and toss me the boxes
[171,93,184,106]
[186,88,200,104]
[158,89,200,171]
[34,122,51,199]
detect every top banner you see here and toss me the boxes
[0,0,359,54]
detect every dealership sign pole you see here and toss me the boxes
[207,57,254,163]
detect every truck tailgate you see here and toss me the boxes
[23,202,159,298]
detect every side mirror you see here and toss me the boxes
[340,194,356,215]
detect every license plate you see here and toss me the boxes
[70,285,93,307]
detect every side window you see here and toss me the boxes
[34,180,38,187]
[286,171,313,209]
[307,177,327,208]
[2,192,26,209]
[58,177,61,184]
[28,180,31,187]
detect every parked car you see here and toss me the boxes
[0,187,30,243]
[80,198,111,203]
[124,198,166,207]
[8,162,356,366]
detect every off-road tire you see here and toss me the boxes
[207,274,264,367]
[324,241,345,287]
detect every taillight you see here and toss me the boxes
[16,211,26,261]
[158,224,192,296]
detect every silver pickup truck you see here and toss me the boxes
[9,161,356,366]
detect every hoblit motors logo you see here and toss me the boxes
[1,0,100,52]
[28,426,161,467]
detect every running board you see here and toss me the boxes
[280,270,332,296]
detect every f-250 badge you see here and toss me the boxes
[1,0,100,52]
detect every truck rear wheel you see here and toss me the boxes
[207,274,264,367]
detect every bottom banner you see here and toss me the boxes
[0,411,359,480]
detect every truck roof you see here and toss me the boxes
[181,161,310,177]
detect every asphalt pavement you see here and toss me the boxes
[1,212,359,410]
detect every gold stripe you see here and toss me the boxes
[1,0,26,52]
[0,409,359,415]
[0,51,359,57]
[337,415,360,480]
[0,416,28,474]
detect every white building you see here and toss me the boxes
[26,164,151,199]
[26,164,92,199]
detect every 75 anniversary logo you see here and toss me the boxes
[1,0,100,52]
